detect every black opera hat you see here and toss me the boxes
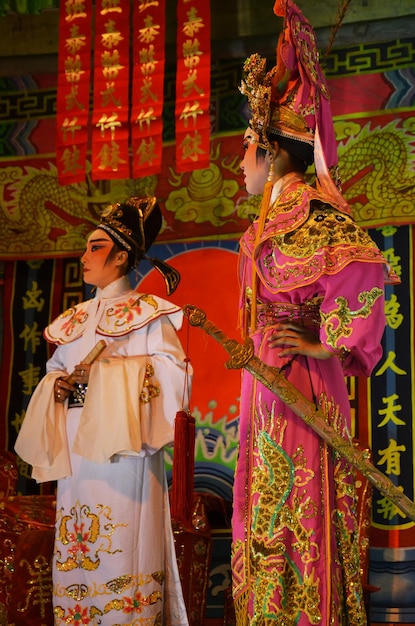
[98,197,180,295]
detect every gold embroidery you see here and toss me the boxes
[103,587,162,616]
[254,564,321,625]
[231,539,248,602]
[274,204,379,260]
[55,501,125,572]
[151,571,165,585]
[17,554,53,618]
[267,187,310,225]
[334,477,367,626]
[253,200,387,292]
[106,575,132,593]
[252,431,322,622]
[321,287,383,350]
[140,363,160,403]
[53,602,103,622]
[233,390,367,624]
[140,293,158,309]
[65,583,88,601]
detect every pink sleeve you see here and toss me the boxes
[318,262,386,377]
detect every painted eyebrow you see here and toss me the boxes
[88,237,112,244]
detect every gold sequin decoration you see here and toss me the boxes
[66,583,88,601]
[106,575,132,593]
[233,391,367,625]
[273,204,380,260]
[249,430,322,624]
[55,501,125,572]
[151,570,165,585]
[321,287,383,350]
[140,363,161,403]
[17,554,53,618]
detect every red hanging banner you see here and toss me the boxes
[130,0,166,179]
[56,0,93,185]
[175,0,211,173]
[91,0,131,180]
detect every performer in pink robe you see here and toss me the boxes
[231,2,399,624]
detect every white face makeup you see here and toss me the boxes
[81,229,125,289]
[240,127,270,196]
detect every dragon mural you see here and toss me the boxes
[1,117,414,260]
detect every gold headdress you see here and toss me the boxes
[240,53,314,160]
[99,197,180,295]
[240,0,348,208]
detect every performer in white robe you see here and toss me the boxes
[15,197,190,626]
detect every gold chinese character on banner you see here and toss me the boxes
[377,393,405,428]
[102,22,124,48]
[66,25,87,53]
[378,439,406,475]
[22,282,45,312]
[65,86,85,110]
[61,145,84,175]
[139,45,158,74]
[100,82,122,107]
[135,107,156,129]
[20,363,42,396]
[139,0,159,10]
[179,101,203,127]
[101,0,122,15]
[183,69,203,97]
[375,351,407,377]
[138,15,160,43]
[183,38,202,68]
[65,0,88,21]
[136,137,157,165]
[139,77,158,102]
[96,112,122,138]
[179,132,205,161]
[61,117,83,139]
[183,7,204,36]
[19,321,42,352]
[101,50,124,79]
[65,55,85,83]
[97,141,127,170]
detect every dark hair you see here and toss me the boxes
[105,240,132,274]
[255,129,312,173]
[268,128,312,170]
[255,144,267,163]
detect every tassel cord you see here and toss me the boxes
[249,157,275,334]
[171,316,195,529]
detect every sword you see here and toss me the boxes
[183,304,415,522]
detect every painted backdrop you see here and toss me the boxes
[1,36,415,623]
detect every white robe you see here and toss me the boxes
[15,276,190,625]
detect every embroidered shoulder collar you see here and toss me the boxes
[44,291,181,345]
[265,183,345,236]
[241,182,344,255]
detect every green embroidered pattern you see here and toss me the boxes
[232,392,368,625]
[250,430,322,624]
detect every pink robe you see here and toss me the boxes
[232,176,393,625]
